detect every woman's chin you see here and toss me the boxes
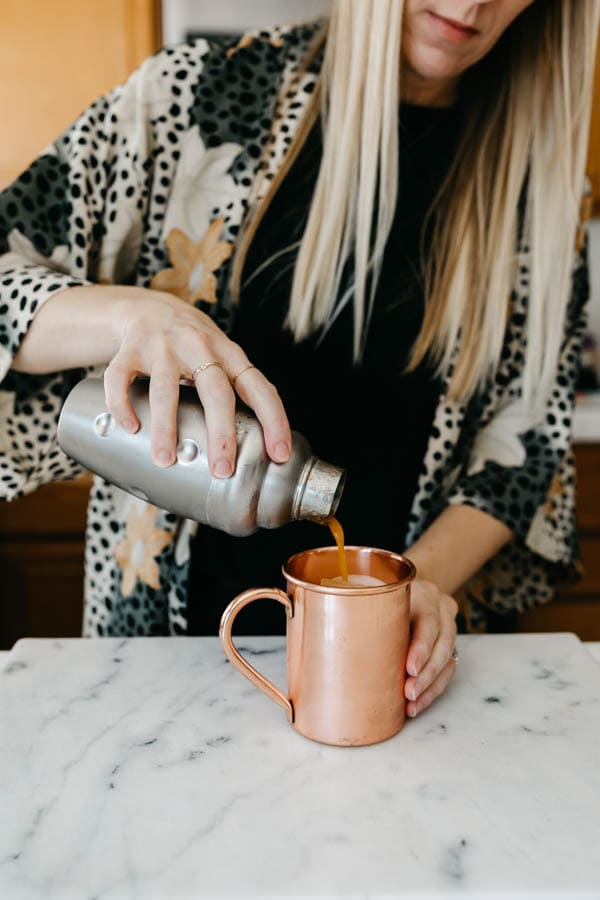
[401,47,465,103]
[409,48,464,81]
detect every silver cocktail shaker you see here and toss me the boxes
[57,377,345,536]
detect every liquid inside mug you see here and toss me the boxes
[219,546,416,747]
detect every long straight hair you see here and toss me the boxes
[232,1,599,412]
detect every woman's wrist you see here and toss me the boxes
[11,284,173,375]
[112,286,171,345]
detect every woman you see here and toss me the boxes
[0,1,597,717]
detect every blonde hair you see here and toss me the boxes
[233,1,599,412]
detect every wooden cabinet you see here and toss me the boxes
[517,443,600,640]
[1,447,599,647]
[0,0,162,188]
[0,475,91,648]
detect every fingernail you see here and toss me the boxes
[122,419,138,434]
[274,441,290,462]
[155,449,173,467]
[407,685,418,702]
[214,459,233,478]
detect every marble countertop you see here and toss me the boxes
[1,633,600,900]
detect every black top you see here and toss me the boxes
[186,102,460,635]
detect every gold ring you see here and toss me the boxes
[231,363,256,384]
[192,361,226,380]
[452,647,458,665]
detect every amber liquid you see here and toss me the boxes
[326,515,349,583]
[322,517,386,588]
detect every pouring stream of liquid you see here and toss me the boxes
[326,515,349,583]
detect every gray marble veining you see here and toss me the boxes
[1,633,599,899]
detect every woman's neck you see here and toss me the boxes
[400,65,459,108]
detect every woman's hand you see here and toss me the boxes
[402,504,512,717]
[104,289,292,475]
[404,579,459,718]
[12,283,292,476]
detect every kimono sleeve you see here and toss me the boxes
[448,236,590,614]
[0,45,201,500]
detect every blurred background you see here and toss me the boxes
[0,1,599,646]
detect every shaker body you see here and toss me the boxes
[57,378,344,536]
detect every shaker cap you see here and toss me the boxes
[292,457,346,522]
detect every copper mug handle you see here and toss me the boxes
[219,588,294,723]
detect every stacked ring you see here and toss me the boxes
[191,360,257,385]
[231,363,256,384]
[192,361,227,380]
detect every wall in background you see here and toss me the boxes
[0,0,162,189]
[162,0,330,43]
[586,221,600,373]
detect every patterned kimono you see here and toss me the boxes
[0,22,590,636]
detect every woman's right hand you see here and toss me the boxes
[11,283,291,476]
[104,289,292,476]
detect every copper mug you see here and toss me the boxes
[219,546,416,747]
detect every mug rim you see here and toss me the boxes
[282,545,417,594]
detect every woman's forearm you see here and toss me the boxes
[10,284,148,374]
[405,504,513,595]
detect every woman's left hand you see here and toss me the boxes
[404,579,459,718]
